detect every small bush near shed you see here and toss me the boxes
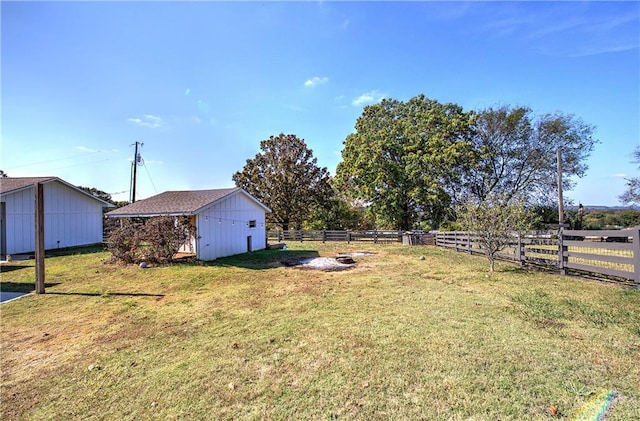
[107,216,194,264]
[142,216,193,263]
[106,219,143,263]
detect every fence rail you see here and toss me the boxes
[434,229,638,286]
[267,230,407,244]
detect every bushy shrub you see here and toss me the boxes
[106,219,144,264]
[141,217,192,263]
[107,216,195,264]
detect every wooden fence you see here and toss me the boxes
[267,230,406,244]
[434,229,639,286]
[265,228,638,286]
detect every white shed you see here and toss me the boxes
[105,188,271,261]
[0,177,115,256]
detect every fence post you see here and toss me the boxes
[633,228,640,287]
[454,232,458,252]
[516,233,523,266]
[299,230,303,243]
[322,230,326,243]
[558,228,566,276]
[467,232,471,254]
[374,229,378,244]
[347,230,351,244]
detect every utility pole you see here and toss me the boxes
[130,141,143,203]
[557,149,564,226]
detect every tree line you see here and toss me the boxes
[55,93,637,234]
[233,94,620,231]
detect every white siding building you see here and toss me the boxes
[0,177,114,256]
[105,188,270,261]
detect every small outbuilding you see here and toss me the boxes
[105,188,271,261]
[0,177,115,256]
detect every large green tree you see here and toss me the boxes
[458,106,598,206]
[79,186,128,208]
[335,94,475,230]
[619,146,640,205]
[233,133,332,230]
[303,180,375,230]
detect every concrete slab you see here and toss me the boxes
[0,291,31,303]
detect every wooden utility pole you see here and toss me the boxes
[130,141,143,203]
[35,182,45,294]
[557,149,564,226]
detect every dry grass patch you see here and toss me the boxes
[1,244,639,420]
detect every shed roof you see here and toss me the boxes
[0,177,115,207]
[0,177,56,194]
[106,188,270,217]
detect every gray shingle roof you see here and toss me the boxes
[106,188,254,217]
[0,177,56,194]
[0,177,115,207]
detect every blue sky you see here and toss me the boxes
[2,1,638,206]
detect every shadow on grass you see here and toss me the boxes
[45,244,106,257]
[0,281,62,293]
[198,248,321,270]
[0,265,32,273]
[46,291,165,298]
[499,265,532,275]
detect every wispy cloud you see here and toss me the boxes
[75,145,100,153]
[75,146,119,154]
[566,44,637,58]
[479,3,639,58]
[304,76,329,88]
[127,114,166,128]
[611,173,627,179]
[352,90,385,107]
[144,159,164,165]
[283,103,308,112]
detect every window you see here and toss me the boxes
[249,220,256,228]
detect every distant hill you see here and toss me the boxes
[566,205,639,211]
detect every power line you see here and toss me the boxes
[141,159,158,194]
[5,151,104,170]
[30,158,111,172]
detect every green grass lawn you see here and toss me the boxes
[1,243,639,420]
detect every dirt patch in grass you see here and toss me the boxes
[282,250,375,271]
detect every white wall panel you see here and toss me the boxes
[3,181,106,254]
[196,191,267,261]
[5,189,35,254]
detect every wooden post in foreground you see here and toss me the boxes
[632,228,640,288]
[558,227,566,276]
[557,149,564,225]
[35,182,45,294]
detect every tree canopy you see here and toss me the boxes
[335,94,475,230]
[619,146,640,205]
[458,106,598,206]
[233,133,332,230]
[78,186,128,208]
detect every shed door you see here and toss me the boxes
[247,235,252,253]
